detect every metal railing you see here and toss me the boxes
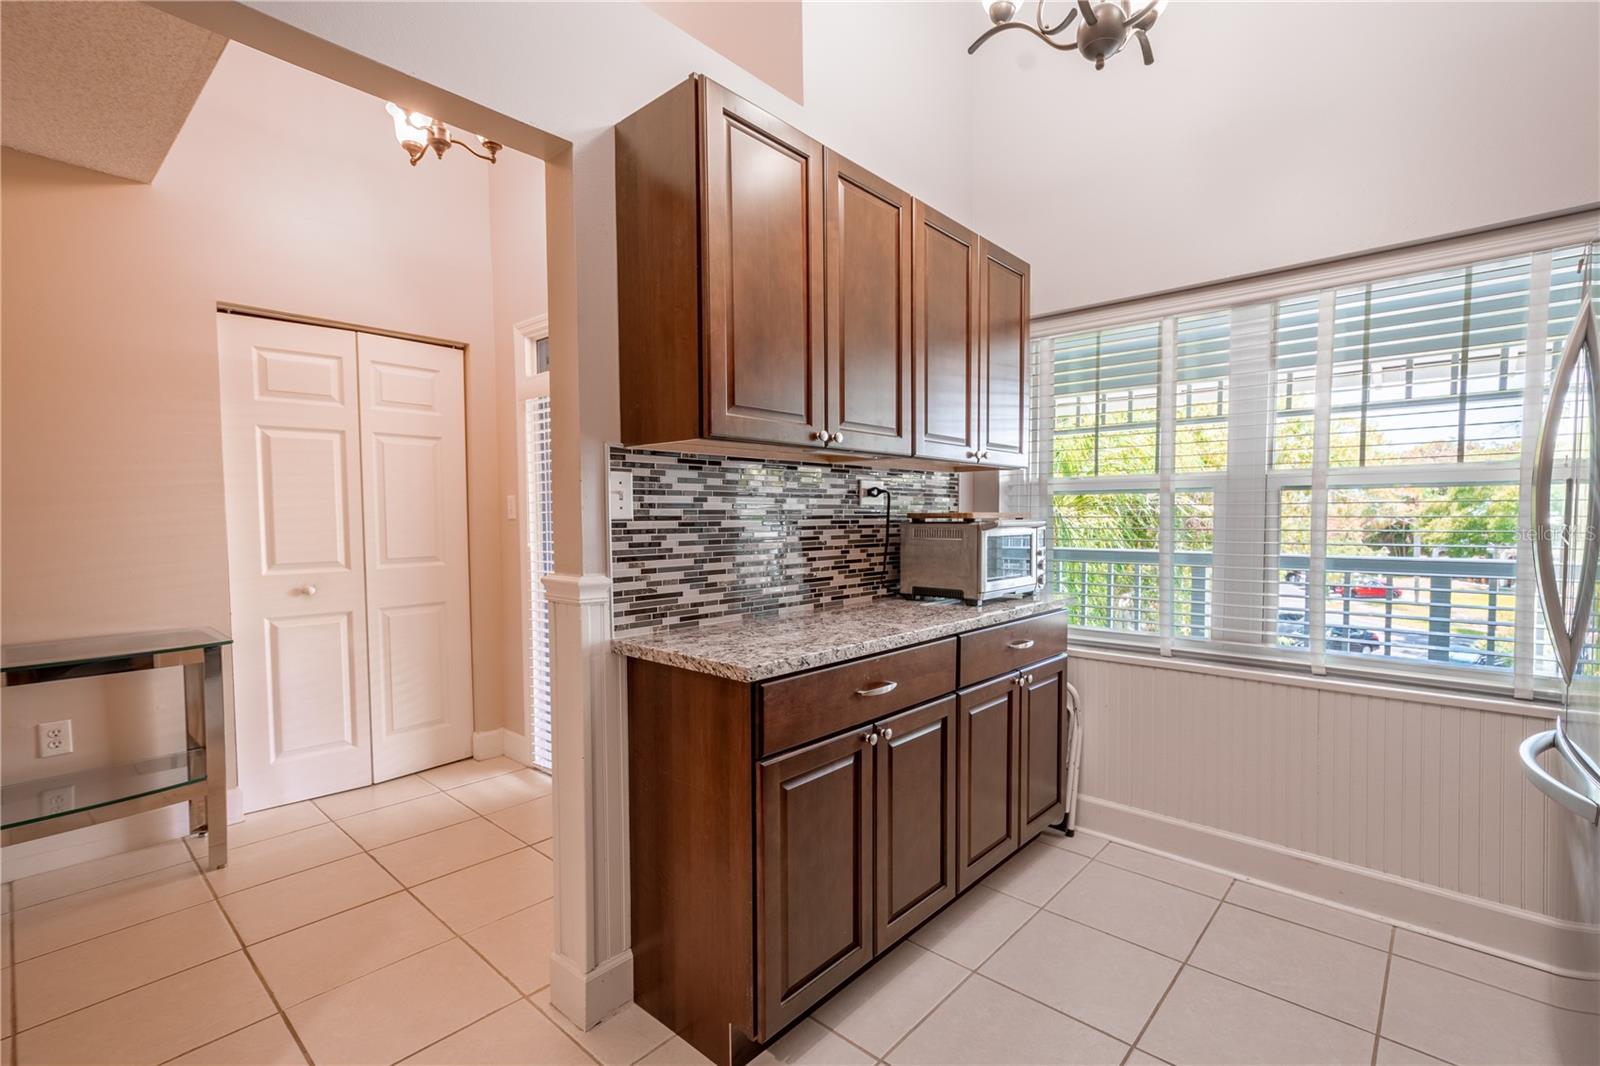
[1051,547,1517,668]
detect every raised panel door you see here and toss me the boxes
[1019,656,1068,842]
[957,673,1022,889]
[757,728,874,1038]
[912,201,980,462]
[979,240,1029,468]
[217,314,372,811]
[702,79,825,448]
[824,151,912,456]
[874,696,957,952]
[357,333,473,782]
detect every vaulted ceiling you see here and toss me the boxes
[1,1,225,182]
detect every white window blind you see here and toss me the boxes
[526,391,554,771]
[1011,233,1597,695]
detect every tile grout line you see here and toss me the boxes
[188,834,318,1066]
[3,766,550,1065]
[873,970,976,1065]
[1117,879,1231,1066]
[7,881,16,1066]
[524,985,662,1062]
[1370,926,1396,1066]
[6,849,196,917]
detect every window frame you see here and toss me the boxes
[1016,213,1600,702]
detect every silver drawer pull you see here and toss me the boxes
[863,731,879,746]
[881,727,894,741]
[855,681,899,697]
[1007,639,1035,650]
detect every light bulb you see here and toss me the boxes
[385,101,425,148]
[981,0,1017,25]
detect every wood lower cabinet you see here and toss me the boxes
[616,76,1028,469]
[1020,656,1069,840]
[874,696,958,952]
[758,728,875,1036]
[956,673,1022,889]
[627,611,1068,1066]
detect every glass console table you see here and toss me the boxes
[1,628,230,869]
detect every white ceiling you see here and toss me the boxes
[1,1,225,182]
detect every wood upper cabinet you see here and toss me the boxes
[956,672,1022,889]
[824,152,913,456]
[1019,655,1069,842]
[616,76,1029,466]
[757,727,874,1038]
[874,695,957,952]
[979,240,1030,468]
[912,201,982,462]
[702,80,826,448]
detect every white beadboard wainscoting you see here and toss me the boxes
[1070,648,1600,977]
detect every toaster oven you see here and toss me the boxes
[898,517,1046,604]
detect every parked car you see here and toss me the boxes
[1385,630,1509,668]
[1274,610,1377,653]
[1330,576,1398,599]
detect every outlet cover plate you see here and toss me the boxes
[38,719,73,758]
[857,478,886,505]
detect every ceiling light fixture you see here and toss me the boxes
[969,0,1168,68]
[385,102,502,166]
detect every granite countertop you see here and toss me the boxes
[612,595,1067,682]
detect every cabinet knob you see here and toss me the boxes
[979,450,990,460]
[296,584,318,597]
[832,431,845,445]
[811,430,828,442]
[880,727,894,742]
[966,450,979,459]
[863,731,879,746]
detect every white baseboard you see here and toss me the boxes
[472,729,506,760]
[1080,796,1600,978]
[473,727,535,767]
[548,948,634,1030]
[0,805,189,884]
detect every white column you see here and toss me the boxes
[543,132,634,1029]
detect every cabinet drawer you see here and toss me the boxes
[959,612,1067,687]
[760,639,957,756]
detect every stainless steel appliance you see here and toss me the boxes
[898,515,1045,604]
[1523,282,1600,832]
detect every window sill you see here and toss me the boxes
[1068,642,1561,721]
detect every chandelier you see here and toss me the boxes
[384,102,502,167]
[969,0,1168,68]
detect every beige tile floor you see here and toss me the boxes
[3,766,1597,1066]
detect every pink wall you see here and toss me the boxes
[1,43,545,784]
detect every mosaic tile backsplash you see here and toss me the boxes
[608,447,959,634]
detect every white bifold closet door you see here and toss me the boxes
[218,314,472,811]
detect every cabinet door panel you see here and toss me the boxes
[912,202,980,461]
[757,729,874,1037]
[825,152,913,456]
[957,674,1022,890]
[702,80,825,448]
[979,240,1029,467]
[1020,656,1069,842]
[875,696,957,952]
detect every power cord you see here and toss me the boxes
[864,485,893,591]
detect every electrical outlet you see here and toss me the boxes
[40,785,76,815]
[857,478,886,505]
[37,719,73,758]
